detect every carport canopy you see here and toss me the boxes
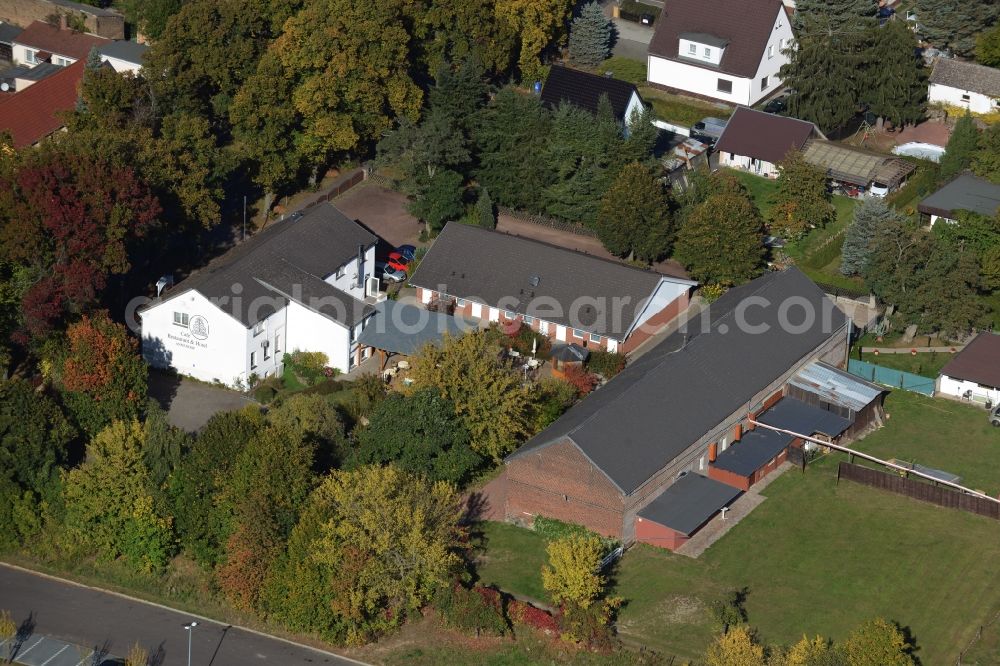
[637,473,742,536]
[357,299,469,359]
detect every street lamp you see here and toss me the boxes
[182,621,198,666]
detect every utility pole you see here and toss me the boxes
[243,195,247,241]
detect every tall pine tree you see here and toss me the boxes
[938,112,979,183]
[840,198,906,275]
[911,0,999,56]
[864,19,926,129]
[568,1,613,68]
[971,123,1000,184]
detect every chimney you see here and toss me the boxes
[708,442,718,463]
[59,13,68,31]
[356,244,364,290]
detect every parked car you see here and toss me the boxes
[395,244,417,261]
[763,97,787,115]
[990,405,1000,427]
[380,264,407,283]
[386,252,409,271]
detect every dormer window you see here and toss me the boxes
[688,43,696,55]
[703,47,711,59]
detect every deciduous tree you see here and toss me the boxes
[938,112,979,183]
[769,150,835,240]
[839,618,915,666]
[705,625,766,666]
[595,162,674,262]
[568,2,613,68]
[410,331,531,460]
[541,534,605,609]
[422,0,516,76]
[495,0,573,82]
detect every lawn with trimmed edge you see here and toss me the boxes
[477,453,1000,663]
[858,351,951,377]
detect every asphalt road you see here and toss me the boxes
[0,564,365,666]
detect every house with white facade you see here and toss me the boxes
[408,223,696,355]
[540,65,645,130]
[715,107,822,178]
[11,19,106,66]
[140,204,382,387]
[937,333,1000,406]
[97,39,146,73]
[928,58,1000,115]
[646,0,793,107]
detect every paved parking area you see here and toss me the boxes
[148,371,257,432]
[334,184,423,248]
[2,634,118,666]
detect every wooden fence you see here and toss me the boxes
[300,168,365,211]
[838,462,1000,520]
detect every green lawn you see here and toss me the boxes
[475,522,549,602]
[639,87,732,126]
[858,351,952,377]
[851,391,1000,495]
[477,453,1000,663]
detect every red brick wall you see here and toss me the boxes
[621,290,689,355]
[470,470,509,522]
[506,439,626,539]
[635,518,688,550]
[708,466,751,491]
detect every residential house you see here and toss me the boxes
[802,139,914,195]
[937,333,1000,406]
[715,107,823,177]
[917,173,1000,226]
[140,205,383,387]
[11,19,107,66]
[0,21,21,61]
[0,58,84,147]
[646,0,793,106]
[97,40,146,73]
[541,65,645,129]
[488,268,858,548]
[1,62,62,92]
[928,58,1000,115]
[0,0,124,39]
[408,223,696,354]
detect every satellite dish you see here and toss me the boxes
[0,82,9,92]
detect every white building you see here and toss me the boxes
[140,205,382,388]
[97,40,147,73]
[11,19,106,67]
[937,333,1000,406]
[928,58,1000,115]
[646,0,794,107]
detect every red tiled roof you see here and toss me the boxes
[649,0,788,78]
[940,333,1000,388]
[715,107,818,165]
[0,60,85,148]
[13,21,108,61]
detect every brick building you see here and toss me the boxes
[490,268,854,547]
[408,223,696,354]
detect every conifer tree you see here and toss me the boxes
[938,112,979,183]
[474,187,496,229]
[911,0,999,56]
[595,163,673,262]
[568,1,613,68]
[840,198,905,275]
[864,19,926,129]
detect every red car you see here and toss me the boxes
[386,252,409,272]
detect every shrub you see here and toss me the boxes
[433,584,508,636]
[587,350,625,378]
[562,364,599,395]
[508,599,560,634]
[534,516,596,543]
[283,351,330,386]
[253,376,283,403]
[558,597,622,649]
[700,283,727,303]
[531,378,578,431]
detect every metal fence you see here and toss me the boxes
[838,462,1000,520]
[847,359,936,396]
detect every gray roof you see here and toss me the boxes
[409,223,695,340]
[929,58,1000,98]
[756,397,852,437]
[98,40,148,65]
[679,32,730,48]
[540,65,641,122]
[789,362,884,413]
[157,205,377,328]
[0,22,22,45]
[917,173,1000,220]
[507,268,849,495]
[712,427,792,476]
[637,473,742,535]
[16,62,62,81]
[357,299,470,355]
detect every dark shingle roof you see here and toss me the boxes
[13,21,108,61]
[715,107,818,165]
[98,40,148,65]
[940,333,1000,388]
[648,0,788,78]
[0,22,22,44]
[929,58,1000,98]
[357,299,470,356]
[158,205,377,328]
[755,397,852,438]
[637,473,742,535]
[712,427,792,476]
[408,223,694,340]
[507,268,848,494]
[540,65,641,122]
[917,173,1000,220]
[16,62,62,81]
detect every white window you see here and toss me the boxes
[720,436,729,451]
[703,47,711,59]
[767,45,773,59]
[778,38,785,50]
[573,328,585,338]
[274,333,281,354]
[263,341,270,360]
[699,455,706,471]
[336,266,345,279]
[173,312,189,327]
[688,43,696,55]
[591,333,602,343]
[523,315,534,325]
[253,320,265,336]
[456,297,467,307]
[717,79,733,94]
[25,50,37,65]
[250,351,257,369]
[761,76,769,90]
[55,57,70,66]
[504,310,515,320]
[538,321,549,334]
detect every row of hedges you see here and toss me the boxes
[433,583,559,637]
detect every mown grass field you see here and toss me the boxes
[858,351,952,377]
[477,447,1000,663]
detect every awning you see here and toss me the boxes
[551,343,589,363]
[357,299,470,356]
[637,473,742,536]
[712,428,794,476]
[757,397,853,438]
[789,362,885,413]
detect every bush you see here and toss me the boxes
[283,351,329,386]
[253,376,283,404]
[700,283,727,303]
[558,598,622,649]
[562,364,599,395]
[508,598,560,634]
[586,350,625,378]
[433,584,509,636]
[619,0,660,22]
[534,516,597,543]
[531,378,578,431]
